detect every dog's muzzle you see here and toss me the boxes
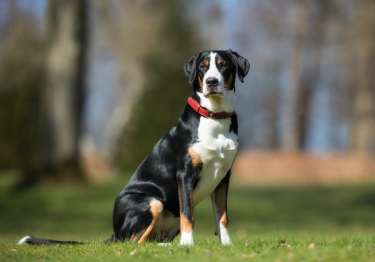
[204,77,223,97]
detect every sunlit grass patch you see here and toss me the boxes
[2,235,375,262]
[1,173,375,261]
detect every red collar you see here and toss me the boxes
[187,97,233,119]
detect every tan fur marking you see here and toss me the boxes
[204,60,209,66]
[138,199,163,243]
[219,210,228,228]
[217,59,222,64]
[225,74,234,90]
[188,147,202,167]
[198,76,203,88]
[130,231,145,242]
[180,212,194,233]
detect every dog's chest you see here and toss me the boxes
[191,117,238,206]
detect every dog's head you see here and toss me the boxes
[184,50,250,112]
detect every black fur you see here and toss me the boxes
[226,49,250,83]
[184,50,203,84]
[18,236,83,245]
[117,103,201,220]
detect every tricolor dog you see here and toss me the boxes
[18,49,250,246]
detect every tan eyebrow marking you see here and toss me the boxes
[204,60,209,66]
[217,59,222,64]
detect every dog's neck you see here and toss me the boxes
[195,92,236,113]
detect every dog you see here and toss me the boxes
[18,49,250,246]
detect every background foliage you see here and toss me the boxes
[114,0,200,170]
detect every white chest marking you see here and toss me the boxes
[192,117,238,206]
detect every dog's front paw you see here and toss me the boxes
[220,228,233,246]
[180,231,194,246]
[220,237,233,246]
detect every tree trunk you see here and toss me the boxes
[350,0,375,153]
[281,0,308,150]
[42,0,88,182]
[282,0,329,150]
[297,0,329,148]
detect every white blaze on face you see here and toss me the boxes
[202,52,224,96]
[197,52,236,113]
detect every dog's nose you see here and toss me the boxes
[206,77,219,87]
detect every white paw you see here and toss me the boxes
[220,227,233,246]
[180,231,194,246]
[158,243,172,246]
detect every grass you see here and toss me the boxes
[1,172,375,261]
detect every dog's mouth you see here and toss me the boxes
[203,90,224,98]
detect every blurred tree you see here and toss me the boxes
[350,0,375,153]
[296,0,330,148]
[281,0,308,150]
[93,0,167,151]
[114,0,201,170]
[41,0,88,183]
[204,0,224,50]
[282,0,329,150]
[0,0,89,187]
[89,0,201,153]
[0,2,45,186]
[327,1,353,150]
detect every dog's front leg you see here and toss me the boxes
[177,174,195,246]
[211,172,232,245]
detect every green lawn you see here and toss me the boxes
[1,172,375,261]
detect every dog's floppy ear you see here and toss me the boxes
[226,49,250,83]
[184,50,203,85]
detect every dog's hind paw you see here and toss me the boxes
[158,243,172,246]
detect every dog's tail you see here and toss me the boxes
[18,236,83,245]
[103,234,116,244]
[18,235,117,245]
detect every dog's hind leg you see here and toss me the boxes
[113,194,163,243]
[137,199,163,243]
[166,227,180,242]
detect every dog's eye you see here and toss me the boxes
[219,62,227,68]
[200,63,208,70]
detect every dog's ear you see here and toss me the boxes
[226,49,250,83]
[184,50,203,85]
